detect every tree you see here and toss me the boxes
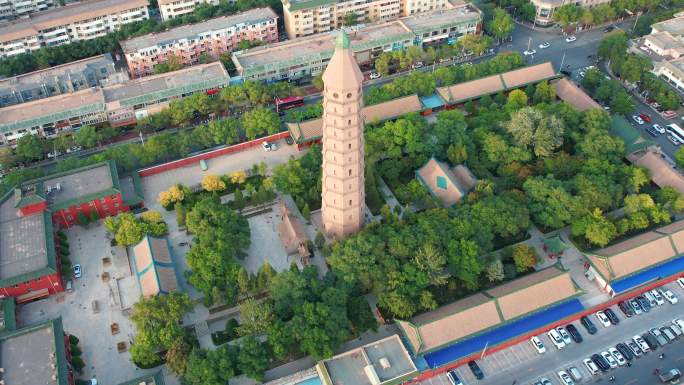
[237,336,270,380]
[533,80,556,104]
[301,203,311,220]
[486,260,505,282]
[230,170,247,184]
[236,299,274,336]
[182,347,238,385]
[202,175,226,192]
[487,8,515,43]
[141,210,164,223]
[0,147,17,170]
[158,184,186,207]
[374,53,392,77]
[175,203,186,227]
[130,292,193,368]
[505,89,528,112]
[658,186,684,214]
[74,126,101,148]
[314,230,326,249]
[598,31,628,62]
[571,208,617,247]
[505,107,565,157]
[512,244,538,272]
[15,134,45,162]
[154,55,183,74]
[343,12,358,26]
[523,176,580,229]
[241,106,280,140]
[676,147,684,169]
[553,4,581,26]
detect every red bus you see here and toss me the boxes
[276,96,304,113]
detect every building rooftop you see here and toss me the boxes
[400,2,480,34]
[132,236,178,298]
[0,88,105,133]
[588,219,684,282]
[628,150,684,195]
[397,266,579,354]
[416,157,476,206]
[500,62,556,89]
[0,54,115,89]
[553,78,601,112]
[0,318,69,385]
[0,0,148,43]
[121,8,277,52]
[652,15,684,36]
[118,372,166,385]
[103,62,229,108]
[317,335,418,385]
[646,31,684,50]
[0,205,49,281]
[40,163,115,206]
[284,0,335,12]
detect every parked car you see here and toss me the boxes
[608,347,627,366]
[539,42,551,49]
[581,316,598,334]
[583,358,600,375]
[601,351,618,368]
[556,327,572,345]
[565,36,577,42]
[615,343,634,361]
[285,136,294,145]
[626,339,643,357]
[595,311,612,327]
[677,277,684,289]
[566,324,583,343]
[557,370,574,385]
[636,295,651,312]
[673,318,684,332]
[604,308,620,325]
[446,370,463,385]
[591,353,610,372]
[468,361,484,380]
[670,322,683,338]
[644,292,658,307]
[652,328,669,346]
[659,368,682,383]
[548,329,566,349]
[634,335,652,352]
[369,72,381,79]
[663,110,677,119]
[653,124,666,134]
[630,298,643,315]
[642,333,659,350]
[661,326,677,341]
[567,367,582,382]
[632,115,645,125]
[73,264,82,278]
[618,301,634,317]
[668,134,681,146]
[523,49,537,56]
[660,289,678,304]
[639,113,652,123]
[530,336,546,354]
[651,289,666,306]
[412,61,424,69]
[262,141,273,151]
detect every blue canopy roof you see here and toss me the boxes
[611,254,684,294]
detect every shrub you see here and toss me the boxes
[71,356,85,374]
[69,335,80,345]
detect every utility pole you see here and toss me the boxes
[527,36,532,51]
[559,52,566,73]
[139,131,145,147]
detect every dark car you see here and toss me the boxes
[566,324,583,343]
[604,25,615,33]
[637,295,651,312]
[618,301,634,317]
[604,308,620,325]
[560,69,572,77]
[616,343,634,361]
[285,136,294,145]
[642,333,659,350]
[591,353,610,372]
[468,361,484,380]
[581,316,598,335]
[630,298,643,314]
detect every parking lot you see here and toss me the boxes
[420,280,684,385]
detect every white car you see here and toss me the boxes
[677,277,684,289]
[668,134,682,146]
[557,370,574,385]
[632,115,645,125]
[73,264,82,278]
[556,327,572,345]
[633,335,651,353]
[595,311,612,327]
[651,289,666,306]
[661,289,678,304]
[673,318,684,331]
[369,72,381,79]
[262,141,273,151]
[608,347,627,366]
[412,61,424,69]
[547,329,566,349]
[565,36,577,43]
[583,358,600,375]
[539,42,550,49]
[523,49,537,56]
[601,351,618,368]
[653,124,666,134]
[530,336,546,354]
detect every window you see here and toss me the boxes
[349,199,352,206]
[436,175,448,190]
[346,92,352,98]
[348,169,352,176]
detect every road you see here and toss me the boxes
[420,280,684,385]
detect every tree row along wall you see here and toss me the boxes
[411,274,682,382]
[137,131,290,177]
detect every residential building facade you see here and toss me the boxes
[633,15,684,93]
[233,1,481,82]
[0,0,56,21]
[0,0,149,59]
[0,62,230,145]
[158,0,218,21]
[0,53,124,108]
[282,0,452,39]
[529,0,610,26]
[121,8,278,78]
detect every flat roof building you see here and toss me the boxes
[0,318,72,385]
[121,8,278,78]
[158,0,217,21]
[316,335,418,385]
[0,54,124,108]
[0,0,149,59]
[234,2,481,82]
[0,0,56,22]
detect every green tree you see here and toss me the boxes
[0,146,16,170]
[505,89,528,112]
[675,147,684,169]
[314,230,326,249]
[15,134,45,162]
[236,299,274,336]
[154,55,183,74]
[533,80,556,104]
[182,347,238,385]
[374,52,392,77]
[571,208,617,247]
[553,4,581,26]
[505,107,565,157]
[512,244,538,272]
[487,8,515,43]
[241,106,280,140]
[343,12,358,26]
[486,259,505,282]
[598,31,628,62]
[237,336,270,380]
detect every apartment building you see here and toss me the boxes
[0,62,230,145]
[0,53,126,107]
[530,0,610,26]
[158,0,219,21]
[0,0,149,59]
[632,15,684,93]
[234,1,481,82]
[282,0,450,38]
[121,7,278,78]
[0,0,56,21]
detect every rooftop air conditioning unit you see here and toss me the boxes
[55,182,61,191]
[379,357,391,370]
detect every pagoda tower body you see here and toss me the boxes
[320,31,365,239]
